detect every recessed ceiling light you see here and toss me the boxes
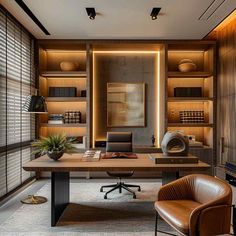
[150,8,161,20]
[86,8,96,20]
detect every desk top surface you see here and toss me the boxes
[23,153,210,172]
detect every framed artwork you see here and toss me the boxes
[107,83,145,127]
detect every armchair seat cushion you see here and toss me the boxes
[155,200,201,234]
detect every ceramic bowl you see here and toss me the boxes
[60,61,79,71]
[178,59,197,72]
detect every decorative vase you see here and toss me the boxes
[60,61,79,71]
[178,59,197,72]
[47,150,64,161]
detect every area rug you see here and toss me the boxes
[0,182,179,236]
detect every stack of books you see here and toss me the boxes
[82,150,101,162]
[48,114,64,124]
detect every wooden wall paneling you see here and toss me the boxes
[216,17,236,168]
[39,47,47,73]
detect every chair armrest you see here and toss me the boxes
[189,202,231,236]
[158,177,192,201]
[198,205,231,236]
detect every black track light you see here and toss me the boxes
[86,8,96,20]
[150,8,161,20]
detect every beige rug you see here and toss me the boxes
[0,182,178,236]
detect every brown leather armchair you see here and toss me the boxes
[154,174,232,236]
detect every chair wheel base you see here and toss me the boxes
[138,188,141,192]
[100,188,103,192]
[104,195,107,199]
[133,195,136,199]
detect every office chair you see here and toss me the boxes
[100,132,141,199]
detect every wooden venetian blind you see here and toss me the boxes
[0,7,36,198]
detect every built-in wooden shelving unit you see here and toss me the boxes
[38,43,91,148]
[166,42,216,151]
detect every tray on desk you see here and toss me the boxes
[149,153,199,164]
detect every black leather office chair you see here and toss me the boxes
[100,132,141,199]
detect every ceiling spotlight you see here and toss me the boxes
[86,8,96,20]
[150,7,161,20]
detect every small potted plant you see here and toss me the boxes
[32,134,76,161]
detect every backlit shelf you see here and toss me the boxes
[40,123,87,128]
[41,71,87,78]
[168,97,213,102]
[168,71,213,78]
[167,123,213,127]
[46,97,87,102]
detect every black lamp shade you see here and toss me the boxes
[23,95,48,113]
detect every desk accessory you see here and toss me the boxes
[174,87,202,97]
[161,131,189,156]
[60,61,79,71]
[49,87,77,97]
[178,59,197,72]
[179,110,204,123]
[82,150,101,161]
[149,153,198,164]
[64,110,81,123]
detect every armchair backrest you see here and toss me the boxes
[185,174,232,205]
[106,132,132,152]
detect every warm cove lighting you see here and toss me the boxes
[92,50,161,148]
[213,9,236,31]
[93,51,159,54]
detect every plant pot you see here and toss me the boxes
[47,150,64,161]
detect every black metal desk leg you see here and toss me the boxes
[162,171,179,185]
[51,172,70,226]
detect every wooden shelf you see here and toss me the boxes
[168,71,213,78]
[168,97,213,102]
[41,71,87,78]
[46,97,87,102]
[167,123,213,127]
[40,123,87,128]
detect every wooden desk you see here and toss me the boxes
[23,153,210,226]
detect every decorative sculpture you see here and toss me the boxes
[151,134,156,147]
[161,131,189,156]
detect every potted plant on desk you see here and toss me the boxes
[32,134,75,161]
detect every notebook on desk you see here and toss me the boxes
[102,152,138,159]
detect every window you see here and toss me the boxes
[0,7,35,198]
